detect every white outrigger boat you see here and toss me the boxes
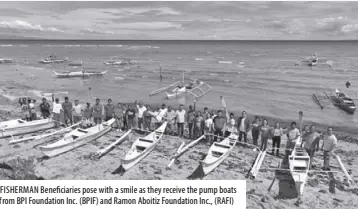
[39,119,115,157]
[0,119,56,139]
[120,122,167,171]
[53,70,107,78]
[200,133,238,176]
[8,122,81,145]
[0,58,15,64]
[150,72,212,100]
[288,136,310,199]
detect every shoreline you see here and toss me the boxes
[1,80,358,145]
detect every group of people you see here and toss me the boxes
[19,94,338,171]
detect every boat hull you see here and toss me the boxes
[40,119,115,157]
[201,134,237,175]
[121,122,167,170]
[0,119,56,139]
[54,71,107,78]
[166,87,186,99]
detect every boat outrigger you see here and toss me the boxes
[150,72,212,100]
[312,92,330,109]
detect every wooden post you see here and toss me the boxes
[299,111,303,133]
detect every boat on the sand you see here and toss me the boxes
[331,89,356,114]
[39,118,115,157]
[200,133,238,176]
[9,122,81,145]
[288,136,310,199]
[121,122,167,171]
[0,119,24,129]
[53,70,107,78]
[0,119,56,139]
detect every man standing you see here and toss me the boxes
[114,103,124,131]
[321,127,338,171]
[62,97,73,126]
[176,104,186,137]
[187,105,195,139]
[286,121,300,156]
[83,102,93,122]
[29,99,37,121]
[202,107,209,135]
[303,125,320,168]
[136,101,147,129]
[125,104,136,129]
[72,100,83,124]
[52,96,63,128]
[164,106,176,135]
[93,99,103,125]
[237,111,250,143]
[104,99,115,121]
[212,110,226,143]
[39,97,51,119]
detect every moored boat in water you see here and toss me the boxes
[53,70,107,78]
[0,58,15,64]
[39,54,68,64]
[331,89,356,114]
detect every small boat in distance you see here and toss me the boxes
[39,53,68,64]
[53,70,107,78]
[104,57,137,65]
[68,60,83,66]
[331,89,356,114]
[0,58,15,64]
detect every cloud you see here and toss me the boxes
[341,24,358,33]
[115,22,182,30]
[80,28,115,35]
[0,20,63,32]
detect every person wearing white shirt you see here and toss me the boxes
[164,106,176,135]
[136,101,147,129]
[204,113,213,142]
[72,100,83,124]
[321,127,338,171]
[175,104,186,137]
[52,96,63,128]
[155,104,168,128]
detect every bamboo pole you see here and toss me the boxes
[332,153,353,185]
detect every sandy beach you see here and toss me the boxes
[0,79,357,209]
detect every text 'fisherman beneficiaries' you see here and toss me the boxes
[0,180,246,209]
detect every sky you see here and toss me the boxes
[0,1,358,40]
